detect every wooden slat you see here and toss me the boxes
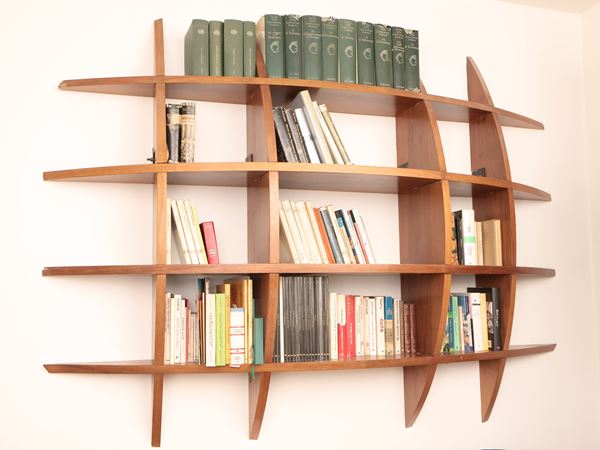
[153,19,165,76]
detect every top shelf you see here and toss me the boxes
[59,76,543,130]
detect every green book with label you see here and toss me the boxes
[224,20,244,76]
[257,15,284,78]
[284,15,301,79]
[338,19,356,83]
[216,293,226,366]
[243,21,256,77]
[209,21,224,76]
[321,17,338,82]
[405,29,420,92]
[184,20,209,76]
[391,27,406,89]
[301,15,322,80]
[356,22,375,86]
[253,316,264,365]
[374,24,392,87]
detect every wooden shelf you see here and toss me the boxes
[447,172,551,201]
[59,75,542,129]
[44,344,555,375]
[41,263,555,277]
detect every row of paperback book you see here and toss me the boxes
[441,287,501,354]
[164,277,264,366]
[451,210,502,266]
[274,90,351,164]
[184,19,257,77]
[167,199,219,265]
[274,275,417,362]
[165,103,195,163]
[257,15,420,91]
[279,200,376,264]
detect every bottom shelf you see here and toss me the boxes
[44,343,555,374]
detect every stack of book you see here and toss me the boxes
[441,287,501,354]
[274,275,417,362]
[279,200,376,264]
[273,90,351,164]
[257,15,420,91]
[451,210,502,266]
[164,277,264,367]
[185,19,256,77]
[166,103,195,163]
[168,199,219,265]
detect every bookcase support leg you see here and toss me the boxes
[403,365,437,427]
[479,358,506,422]
[151,374,164,447]
[249,372,271,439]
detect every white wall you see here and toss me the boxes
[1,0,598,448]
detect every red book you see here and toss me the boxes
[337,324,346,360]
[345,295,356,358]
[200,221,219,264]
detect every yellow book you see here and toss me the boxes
[479,292,489,351]
[226,278,250,362]
[216,283,232,365]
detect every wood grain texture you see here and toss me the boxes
[153,19,165,76]
[247,172,279,263]
[247,85,277,162]
[479,358,506,422]
[154,83,168,163]
[404,365,437,427]
[447,172,551,201]
[151,374,163,447]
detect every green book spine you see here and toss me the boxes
[374,24,393,87]
[243,21,256,77]
[216,293,226,366]
[284,15,301,79]
[321,17,338,82]
[391,27,406,89]
[301,15,322,80]
[259,14,284,78]
[184,20,209,76]
[451,295,460,353]
[253,317,264,364]
[356,22,375,86]
[405,29,420,92]
[337,19,356,83]
[224,20,244,76]
[209,21,224,76]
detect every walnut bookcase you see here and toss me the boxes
[43,19,556,446]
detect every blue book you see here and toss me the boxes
[384,296,394,356]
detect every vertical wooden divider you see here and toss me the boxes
[466,57,518,422]
[151,18,167,448]
[247,45,279,440]
[397,82,452,427]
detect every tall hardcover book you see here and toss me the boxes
[224,20,244,76]
[301,15,323,80]
[391,27,406,89]
[200,221,219,264]
[243,21,256,76]
[356,22,375,86]
[184,19,210,76]
[322,17,338,82]
[284,15,301,79]
[384,296,394,356]
[374,24,393,87]
[209,21,224,76]
[256,15,285,78]
[405,29,420,92]
[337,19,357,83]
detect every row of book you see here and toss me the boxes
[165,103,195,163]
[279,200,376,264]
[184,19,256,77]
[441,287,501,354]
[274,90,351,164]
[164,277,264,366]
[168,199,219,265]
[451,210,503,266]
[274,275,417,362]
[257,15,420,91]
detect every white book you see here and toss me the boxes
[368,297,377,356]
[176,200,200,264]
[375,296,386,357]
[313,101,344,164]
[294,108,321,163]
[166,199,172,264]
[469,293,484,351]
[305,201,329,263]
[319,104,352,164]
[458,209,478,265]
[183,200,205,265]
[164,293,171,364]
[326,205,351,263]
[362,296,370,356]
[393,298,402,356]
[281,200,310,263]
[171,200,191,264]
[352,209,377,264]
[205,293,216,367]
[180,295,187,364]
[288,90,334,164]
[170,294,179,364]
[329,293,338,360]
[476,221,483,266]
[354,296,363,357]
[478,293,489,351]
[295,201,323,263]
[337,294,346,358]
[279,206,300,263]
[190,205,208,264]
[343,209,365,264]
[230,307,245,367]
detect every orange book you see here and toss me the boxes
[313,207,335,263]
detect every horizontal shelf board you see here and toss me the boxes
[59,76,543,129]
[44,344,555,375]
[42,264,556,277]
[447,173,551,201]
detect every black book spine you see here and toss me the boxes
[273,107,297,162]
[285,109,310,163]
[320,209,344,263]
[454,212,464,265]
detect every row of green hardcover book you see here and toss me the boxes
[257,14,420,91]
